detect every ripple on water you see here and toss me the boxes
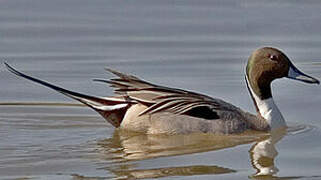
[287,124,317,135]
[1,103,321,179]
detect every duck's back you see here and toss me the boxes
[94,69,267,134]
[120,103,251,134]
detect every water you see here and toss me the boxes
[0,0,321,179]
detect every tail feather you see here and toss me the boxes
[4,62,130,127]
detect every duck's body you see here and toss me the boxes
[5,47,319,134]
[95,85,268,135]
[92,69,271,134]
[121,107,269,134]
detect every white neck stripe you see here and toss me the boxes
[245,75,286,129]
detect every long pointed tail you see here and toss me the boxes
[4,62,130,127]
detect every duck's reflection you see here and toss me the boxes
[106,164,236,179]
[97,129,265,162]
[96,129,285,179]
[249,128,286,177]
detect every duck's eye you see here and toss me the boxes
[269,54,278,61]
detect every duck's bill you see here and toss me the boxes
[287,63,320,84]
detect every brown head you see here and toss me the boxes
[246,47,319,100]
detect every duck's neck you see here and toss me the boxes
[245,75,286,130]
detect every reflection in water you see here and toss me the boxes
[108,165,235,179]
[0,103,316,179]
[97,129,266,162]
[249,128,287,178]
[94,128,290,179]
[95,129,268,179]
[71,165,235,180]
[0,103,310,179]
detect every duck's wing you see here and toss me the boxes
[94,69,241,120]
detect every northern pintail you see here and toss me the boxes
[5,47,320,134]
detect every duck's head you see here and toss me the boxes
[246,47,319,100]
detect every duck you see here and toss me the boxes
[4,47,320,134]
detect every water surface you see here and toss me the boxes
[0,0,321,179]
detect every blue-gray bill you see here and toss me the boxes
[287,63,320,84]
